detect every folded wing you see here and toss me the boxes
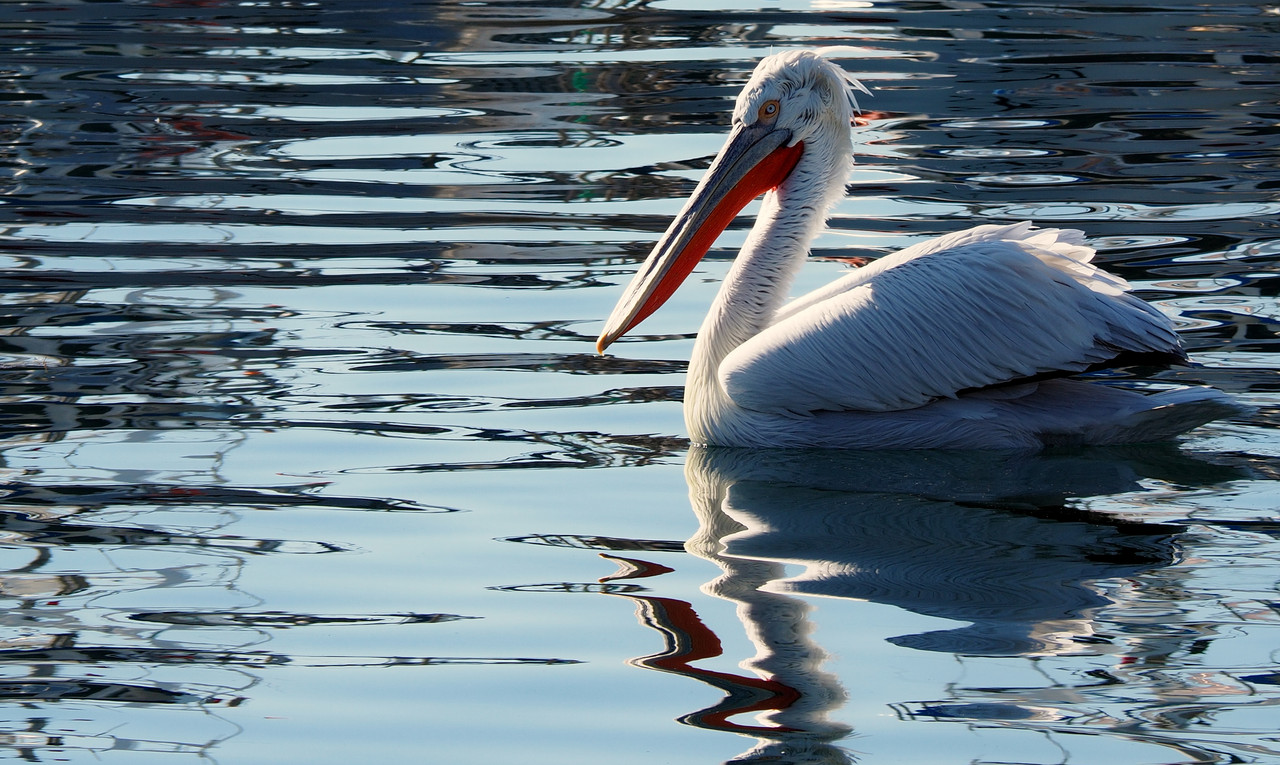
[719,225,1184,415]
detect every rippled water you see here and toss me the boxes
[2,1,1279,762]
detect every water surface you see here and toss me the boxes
[1,1,1279,763]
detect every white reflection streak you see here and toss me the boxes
[0,223,640,246]
[118,71,453,86]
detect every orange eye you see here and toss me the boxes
[758,100,780,121]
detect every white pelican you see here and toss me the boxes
[597,49,1243,450]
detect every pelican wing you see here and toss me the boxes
[719,228,1184,415]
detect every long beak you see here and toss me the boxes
[596,122,803,354]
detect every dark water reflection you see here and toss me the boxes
[1,0,1279,762]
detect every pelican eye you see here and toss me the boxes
[758,99,780,122]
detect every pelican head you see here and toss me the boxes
[597,49,870,353]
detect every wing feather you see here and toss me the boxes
[720,230,1182,415]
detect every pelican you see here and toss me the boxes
[597,49,1243,450]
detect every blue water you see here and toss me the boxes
[1,0,1279,762]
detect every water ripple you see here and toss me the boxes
[1,0,1278,762]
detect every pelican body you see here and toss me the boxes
[598,49,1241,450]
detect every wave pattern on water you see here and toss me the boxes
[1,0,1278,763]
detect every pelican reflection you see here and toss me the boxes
[615,445,1245,763]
